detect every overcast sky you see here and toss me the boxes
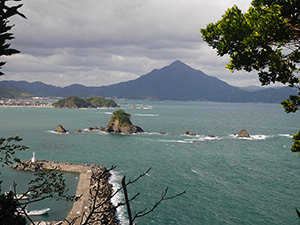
[0,0,264,88]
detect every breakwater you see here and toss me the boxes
[11,160,119,225]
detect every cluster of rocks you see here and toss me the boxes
[104,119,143,134]
[185,130,197,136]
[237,129,250,138]
[87,126,105,132]
[184,129,250,138]
[54,111,144,135]
[185,130,216,137]
[87,165,119,225]
[11,160,46,171]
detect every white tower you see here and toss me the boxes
[31,152,36,163]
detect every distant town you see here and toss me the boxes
[0,97,56,107]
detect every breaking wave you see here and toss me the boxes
[47,130,69,135]
[278,134,293,138]
[230,134,272,140]
[110,170,128,225]
[133,113,159,117]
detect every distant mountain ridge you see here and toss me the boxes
[0,60,297,103]
[0,86,32,98]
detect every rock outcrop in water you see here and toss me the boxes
[185,130,196,136]
[11,159,44,171]
[237,129,250,138]
[104,109,143,134]
[55,124,68,134]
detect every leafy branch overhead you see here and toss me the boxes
[0,137,76,225]
[200,1,300,88]
[0,0,26,75]
[200,0,300,151]
[0,136,28,167]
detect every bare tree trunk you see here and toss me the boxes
[122,176,133,225]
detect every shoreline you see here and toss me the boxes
[11,160,119,225]
[0,105,53,108]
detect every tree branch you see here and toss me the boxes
[132,187,186,221]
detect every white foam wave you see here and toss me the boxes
[79,108,92,110]
[158,135,222,144]
[137,106,154,109]
[184,135,223,142]
[191,169,200,174]
[143,132,169,136]
[177,140,194,144]
[47,130,69,135]
[133,113,159,117]
[109,170,128,225]
[251,135,272,140]
[278,134,293,138]
[231,134,272,140]
[104,112,113,115]
[96,107,115,109]
[83,128,107,134]
[159,139,194,144]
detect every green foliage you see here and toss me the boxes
[28,168,75,201]
[111,110,132,127]
[281,95,300,113]
[0,136,75,221]
[0,191,26,225]
[291,131,300,152]
[201,0,300,152]
[0,87,32,98]
[53,96,88,108]
[200,1,300,88]
[0,1,76,223]
[0,0,26,75]
[86,96,118,108]
[53,96,118,108]
[0,136,28,167]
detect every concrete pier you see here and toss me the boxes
[11,160,118,225]
[40,161,92,224]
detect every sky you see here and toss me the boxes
[0,0,265,88]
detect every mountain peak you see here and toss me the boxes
[169,60,186,67]
[167,60,196,72]
[0,61,296,103]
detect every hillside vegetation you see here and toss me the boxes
[109,110,132,127]
[52,96,118,108]
[0,87,32,98]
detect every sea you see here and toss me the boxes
[1,100,300,225]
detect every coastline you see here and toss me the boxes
[11,160,119,225]
[0,105,53,108]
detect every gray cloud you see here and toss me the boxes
[1,0,261,87]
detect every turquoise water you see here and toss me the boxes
[1,101,300,224]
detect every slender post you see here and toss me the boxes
[122,175,133,225]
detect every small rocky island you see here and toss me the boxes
[55,124,68,134]
[52,96,119,108]
[237,129,250,138]
[104,109,143,134]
